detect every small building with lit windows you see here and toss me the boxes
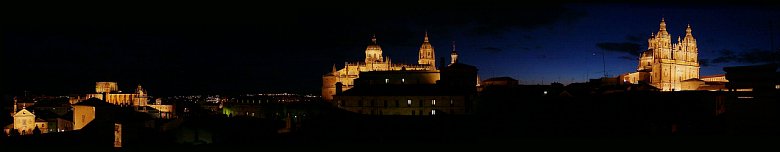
[335,85,471,116]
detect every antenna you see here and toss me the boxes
[586,72,589,81]
[771,20,775,52]
[602,49,607,78]
[771,20,777,64]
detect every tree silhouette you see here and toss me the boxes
[33,126,41,135]
[9,129,20,136]
[0,128,6,138]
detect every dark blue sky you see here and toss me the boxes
[464,3,780,85]
[2,3,779,95]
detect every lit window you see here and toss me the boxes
[385,79,389,84]
[432,99,436,106]
[402,78,405,83]
[407,99,412,105]
[431,110,436,115]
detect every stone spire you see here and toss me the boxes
[657,18,669,37]
[660,18,667,31]
[685,24,692,36]
[682,23,698,54]
[424,31,429,42]
[450,41,459,64]
[13,96,17,114]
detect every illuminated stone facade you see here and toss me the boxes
[622,18,700,91]
[13,109,36,135]
[73,105,96,130]
[10,109,49,135]
[701,74,728,82]
[96,82,119,93]
[75,82,149,106]
[333,54,479,116]
[323,33,438,101]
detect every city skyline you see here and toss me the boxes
[2,3,780,149]
[3,3,779,96]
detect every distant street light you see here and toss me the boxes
[593,50,608,78]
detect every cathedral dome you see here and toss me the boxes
[366,43,382,53]
[419,39,432,50]
[418,32,435,66]
[365,35,384,63]
[366,34,383,53]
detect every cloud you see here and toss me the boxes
[596,42,643,57]
[737,48,780,63]
[619,56,637,61]
[712,49,737,63]
[625,35,643,42]
[480,47,503,53]
[712,49,779,64]
[699,59,711,67]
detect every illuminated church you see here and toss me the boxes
[326,33,479,116]
[621,18,701,91]
[69,82,149,106]
[322,33,440,100]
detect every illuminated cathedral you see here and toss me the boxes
[322,33,442,100]
[69,82,149,106]
[621,18,701,91]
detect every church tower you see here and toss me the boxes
[650,18,673,60]
[134,84,148,106]
[450,41,459,65]
[680,24,698,63]
[650,18,674,90]
[136,84,145,96]
[642,18,700,91]
[418,32,436,68]
[365,35,384,64]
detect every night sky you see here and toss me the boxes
[3,3,779,96]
